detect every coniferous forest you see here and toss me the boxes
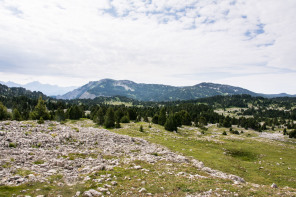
[1,83,296,138]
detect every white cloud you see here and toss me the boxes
[0,0,295,93]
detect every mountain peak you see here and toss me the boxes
[57,79,260,101]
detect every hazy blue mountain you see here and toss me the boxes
[0,81,77,96]
[260,93,296,98]
[0,81,22,87]
[57,79,265,101]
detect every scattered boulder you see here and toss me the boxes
[139,188,147,193]
[271,183,278,188]
[83,189,102,197]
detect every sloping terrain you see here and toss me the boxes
[0,81,77,96]
[57,79,296,101]
[0,84,46,100]
[57,79,258,101]
[1,120,296,196]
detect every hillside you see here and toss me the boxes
[1,119,296,196]
[0,81,77,96]
[0,83,46,99]
[57,79,259,101]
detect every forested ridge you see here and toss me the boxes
[1,83,296,138]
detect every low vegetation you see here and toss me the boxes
[0,92,296,196]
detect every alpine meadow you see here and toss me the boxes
[1,0,296,197]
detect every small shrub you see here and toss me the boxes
[49,174,63,183]
[32,142,42,148]
[288,130,296,138]
[34,160,45,165]
[51,133,57,138]
[120,115,130,123]
[283,128,287,135]
[151,152,162,156]
[9,142,17,148]
[139,125,144,132]
[37,117,44,124]
[230,130,239,135]
[15,169,33,177]
[2,162,11,168]
[222,131,227,135]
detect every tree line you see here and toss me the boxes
[1,94,296,138]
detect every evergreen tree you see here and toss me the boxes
[120,115,130,123]
[174,112,182,127]
[12,108,22,121]
[95,107,105,125]
[30,96,50,120]
[114,110,122,128]
[158,107,166,126]
[67,105,83,120]
[0,102,9,120]
[104,107,115,128]
[198,116,207,127]
[164,113,177,132]
[55,108,66,122]
[223,116,232,128]
[283,128,287,135]
[128,108,137,120]
[152,114,159,124]
[288,129,296,138]
[180,110,191,126]
[143,115,149,122]
[139,125,144,132]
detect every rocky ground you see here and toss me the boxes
[0,120,295,196]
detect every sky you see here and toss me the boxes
[0,0,296,94]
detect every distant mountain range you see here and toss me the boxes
[56,79,296,101]
[0,81,77,96]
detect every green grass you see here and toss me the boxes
[8,142,17,148]
[66,152,98,160]
[111,122,296,188]
[15,169,33,177]
[3,159,280,197]
[0,182,86,197]
[1,120,296,196]
[33,160,45,165]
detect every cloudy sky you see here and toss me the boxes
[0,0,295,94]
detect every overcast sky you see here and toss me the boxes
[0,0,296,94]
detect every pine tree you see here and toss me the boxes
[104,107,115,128]
[158,108,166,126]
[95,107,105,125]
[12,108,22,121]
[115,110,122,128]
[164,113,177,132]
[120,115,130,123]
[283,128,287,135]
[30,96,50,120]
[0,102,9,120]
[152,114,159,124]
[180,110,191,126]
[67,105,83,120]
[55,108,66,122]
